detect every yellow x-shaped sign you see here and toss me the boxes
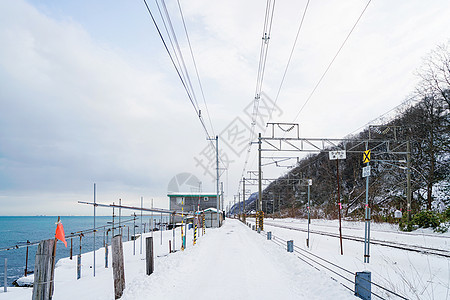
[363,149,371,164]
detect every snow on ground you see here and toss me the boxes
[254,218,450,300]
[0,219,356,300]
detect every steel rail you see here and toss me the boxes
[264,221,450,258]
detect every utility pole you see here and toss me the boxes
[258,133,262,213]
[336,159,343,255]
[406,140,412,222]
[215,136,220,227]
[362,147,371,263]
[221,182,224,216]
[243,178,246,223]
[207,135,220,227]
[198,181,201,212]
[307,179,311,248]
[329,150,345,256]
[258,133,263,231]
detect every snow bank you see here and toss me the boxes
[0,219,356,299]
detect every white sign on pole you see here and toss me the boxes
[329,150,346,160]
[362,166,371,178]
[308,179,312,186]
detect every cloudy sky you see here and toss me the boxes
[0,0,449,215]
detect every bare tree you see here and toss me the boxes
[416,41,450,108]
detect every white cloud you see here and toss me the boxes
[0,0,449,214]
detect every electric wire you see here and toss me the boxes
[292,0,372,123]
[239,0,372,205]
[176,0,216,137]
[143,0,227,169]
[143,0,199,120]
[239,0,276,197]
[266,0,310,128]
[153,0,196,110]
[240,0,308,198]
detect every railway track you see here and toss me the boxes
[263,221,450,258]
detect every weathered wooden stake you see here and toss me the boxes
[169,240,171,253]
[146,237,154,275]
[48,216,59,298]
[111,235,125,299]
[32,239,55,300]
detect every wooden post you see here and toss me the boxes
[70,238,73,260]
[146,237,154,275]
[169,240,172,253]
[48,216,59,298]
[111,235,125,299]
[32,239,55,300]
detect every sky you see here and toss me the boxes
[0,0,449,215]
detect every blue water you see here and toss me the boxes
[0,215,169,286]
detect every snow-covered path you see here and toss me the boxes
[0,219,357,299]
[121,219,355,299]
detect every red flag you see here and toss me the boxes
[55,221,67,247]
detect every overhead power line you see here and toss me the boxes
[142,0,226,168]
[292,0,372,123]
[266,0,311,128]
[239,0,276,195]
[176,0,216,137]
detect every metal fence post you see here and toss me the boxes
[3,258,6,292]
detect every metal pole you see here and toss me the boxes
[25,240,29,277]
[336,159,343,255]
[364,162,369,262]
[4,258,6,292]
[112,203,115,237]
[221,181,224,217]
[93,183,96,277]
[140,197,143,255]
[151,199,154,238]
[160,212,163,245]
[198,182,201,212]
[406,140,412,222]
[258,133,262,215]
[172,213,175,251]
[133,213,136,255]
[307,183,310,248]
[119,199,121,236]
[243,178,246,223]
[216,135,220,227]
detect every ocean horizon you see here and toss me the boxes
[0,215,169,286]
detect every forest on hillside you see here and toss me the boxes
[249,43,449,225]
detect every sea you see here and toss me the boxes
[0,215,169,286]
